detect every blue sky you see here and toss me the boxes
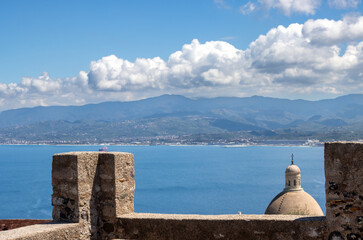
[0,0,362,110]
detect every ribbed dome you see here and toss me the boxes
[265,190,324,215]
[265,155,324,216]
[285,164,300,174]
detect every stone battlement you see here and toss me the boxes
[0,142,362,240]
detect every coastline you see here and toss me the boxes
[0,142,326,147]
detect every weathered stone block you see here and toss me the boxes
[51,151,135,240]
[115,213,327,240]
[325,142,363,239]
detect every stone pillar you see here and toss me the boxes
[325,142,363,240]
[52,152,135,240]
[98,153,135,239]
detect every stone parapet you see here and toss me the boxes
[116,213,326,240]
[325,142,363,240]
[2,142,363,239]
[52,152,135,240]
[0,222,84,240]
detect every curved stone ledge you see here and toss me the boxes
[0,222,85,240]
[117,213,326,221]
[0,219,50,231]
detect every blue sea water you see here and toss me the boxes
[0,145,325,219]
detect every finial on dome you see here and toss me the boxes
[291,153,294,165]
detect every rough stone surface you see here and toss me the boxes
[52,153,82,223]
[325,142,363,240]
[0,219,50,231]
[116,213,327,240]
[0,222,84,240]
[52,152,135,240]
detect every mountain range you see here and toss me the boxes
[0,94,363,144]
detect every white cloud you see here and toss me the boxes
[87,55,168,91]
[246,16,363,92]
[302,15,363,45]
[21,72,60,93]
[0,72,92,110]
[258,0,321,16]
[167,39,245,87]
[243,0,360,16]
[328,0,361,8]
[0,16,363,110]
[240,2,256,15]
[284,0,320,15]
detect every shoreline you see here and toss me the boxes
[0,143,326,147]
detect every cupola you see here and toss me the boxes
[283,154,302,192]
[265,154,324,216]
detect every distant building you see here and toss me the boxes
[265,154,324,216]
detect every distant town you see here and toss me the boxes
[0,135,334,147]
[1,94,363,146]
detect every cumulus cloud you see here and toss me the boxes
[246,16,363,92]
[21,72,60,93]
[0,72,91,110]
[0,16,363,110]
[87,55,168,91]
[167,39,245,87]
[303,15,363,45]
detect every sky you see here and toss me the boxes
[0,0,362,110]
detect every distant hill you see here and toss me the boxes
[0,94,363,144]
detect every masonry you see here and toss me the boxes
[0,142,362,240]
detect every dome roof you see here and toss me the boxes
[285,164,301,174]
[265,190,324,215]
[265,155,324,216]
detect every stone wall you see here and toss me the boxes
[1,142,362,240]
[116,213,326,240]
[325,142,363,240]
[52,152,135,240]
[0,222,82,240]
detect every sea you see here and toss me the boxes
[0,145,325,219]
